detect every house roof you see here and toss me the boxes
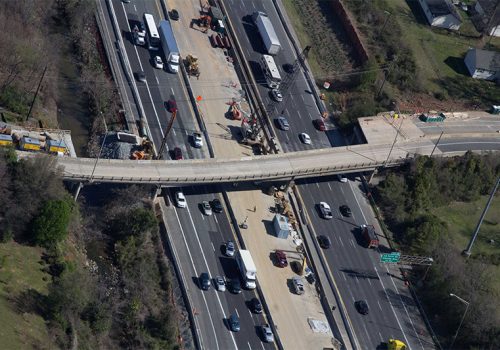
[471,48,500,71]
[425,0,462,20]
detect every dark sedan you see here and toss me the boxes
[317,235,331,249]
[339,204,352,217]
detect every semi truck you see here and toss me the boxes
[158,20,180,73]
[252,11,281,55]
[236,250,257,289]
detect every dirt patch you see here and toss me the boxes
[398,93,471,114]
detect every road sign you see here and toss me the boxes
[380,252,401,263]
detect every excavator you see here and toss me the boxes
[185,54,200,78]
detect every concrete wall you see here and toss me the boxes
[431,14,461,30]
[330,0,369,64]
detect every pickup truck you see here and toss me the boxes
[291,276,304,295]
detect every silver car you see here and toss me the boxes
[260,324,274,342]
[276,116,290,131]
[271,89,283,102]
[215,276,226,292]
[201,201,212,215]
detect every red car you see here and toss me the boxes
[314,118,326,131]
[275,250,288,268]
[173,147,183,160]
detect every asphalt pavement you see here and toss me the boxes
[164,186,274,350]
[112,0,205,160]
[222,0,433,349]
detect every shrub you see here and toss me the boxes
[32,199,73,248]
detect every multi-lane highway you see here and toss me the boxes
[164,187,273,349]
[103,1,275,348]
[222,0,431,348]
[112,0,203,160]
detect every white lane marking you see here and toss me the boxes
[350,239,355,248]
[235,308,240,317]
[316,182,320,189]
[374,266,411,348]
[214,215,219,224]
[155,76,159,85]
[171,87,174,95]
[211,242,216,252]
[367,278,372,286]
[328,183,332,191]
[378,300,383,311]
[201,214,205,220]
[362,323,371,345]
[379,332,384,341]
[338,236,344,247]
[261,342,265,350]
[247,342,252,350]
[172,129,177,136]
[386,266,424,350]
[184,203,239,349]
[340,185,345,195]
[355,276,360,285]
[119,7,164,140]
[342,273,347,281]
[171,205,215,350]
[349,180,367,223]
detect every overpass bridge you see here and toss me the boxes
[58,140,439,185]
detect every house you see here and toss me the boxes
[474,0,500,37]
[464,48,500,81]
[417,0,462,30]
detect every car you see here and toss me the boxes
[225,241,235,257]
[201,201,212,215]
[340,204,352,217]
[200,272,210,290]
[299,133,311,144]
[136,71,146,82]
[230,278,241,294]
[133,32,145,45]
[229,313,240,332]
[355,300,369,315]
[250,297,263,314]
[173,147,183,160]
[169,9,179,21]
[319,202,333,219]
[153,56,164,69]
[337,174,348,183]
[211,198,223,213]
[260,324,275,342]
[270,89,283,102]
[291,276,304,295]
[175,191,186,208]
[317,235,331,249]
[283,63,296,74]
[137,22,146,37]
[215,276,226,292]
[166,99,177,113]
[193,132,203,148]
[276,116,290,131]
[313,118,326,131]
[275,250,288,268]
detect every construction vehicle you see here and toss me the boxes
[236,250,257,289]
[360,224,379,249]
[252,11,281,55]
[159,20,180,73]
[184,54,200,78]
[130,138,153,160]
[291,276,304,295]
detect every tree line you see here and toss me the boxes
[374,152,500,348]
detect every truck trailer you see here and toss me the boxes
[158,20,180,73]
[236,250,257,289]
[252,11,281,55]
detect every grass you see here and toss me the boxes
[0,241,53,349]
[433,195,500,292]
[434,196,500,256]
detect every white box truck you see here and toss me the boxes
[252,11,281,55]
[236,250,256,289]
[159,20,180,73]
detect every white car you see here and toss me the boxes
[201,201,212,215]
[175,191,187,208]
[319,202,333,220]
[153,56,164,69]
[337,174,348,183]
[193,132,203,148]
[299,133,311,144]
[215,276,226,291]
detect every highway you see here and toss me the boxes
[221,0,432,349]
[163,187,273,349]
[112,0,203,160]
[99,1,274,348]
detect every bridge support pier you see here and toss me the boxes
[368,169,378,184]
[73,182,84,201]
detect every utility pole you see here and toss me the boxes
[430,131,444,157]
[448,293,470,350]
[463,176,500,257]
[377,56,397,97]
[89,114,108,183]
[26,65,48,121]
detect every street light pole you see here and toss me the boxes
[448,293,470,350]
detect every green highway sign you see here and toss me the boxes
[380,252,401,263]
